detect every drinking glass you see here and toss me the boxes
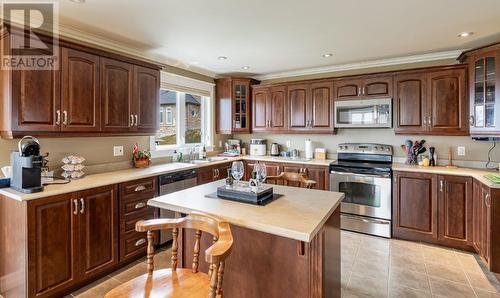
[231,161,244,188]
[253,163,267,188]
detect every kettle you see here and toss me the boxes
[271,143,280,156]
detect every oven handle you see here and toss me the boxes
[330,171,390,179]
[341,214,391,225]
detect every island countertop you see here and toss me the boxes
[147,180,343,242]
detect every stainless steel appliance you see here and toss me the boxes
[250,139,267,156]
[330,143,393,238]
[334,98,392,128]
[158,169,197,244]
[271,143,280,156]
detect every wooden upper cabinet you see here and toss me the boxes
[269,86,287,130]
[437,175,472,250]
[100,58,134,132]
[333,79,362,100]
[309,81,333,132]
[216,78,257,134]
[61,48,100,132]
[252,87,269,131]
[460,43,500,136]
[363,77,393,98]
[11,49,61,133]
[134,66,159,132]
[288,84,309,130]
[393,171,438,242]
[27,194,79,298]
[394,66,468,135]
[428,68,467,135]
[78,185,119,279]
[215,78,232,134]
[394,73,427,134]
[334,76,392,100]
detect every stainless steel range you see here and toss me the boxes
[329,143,393,238]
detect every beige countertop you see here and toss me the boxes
[148,180,343,242]
[0,155,331,201]
[392,163,500,189]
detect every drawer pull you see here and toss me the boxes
[134,185,147,192]
[135,202,146,209]
[135,238,146,246]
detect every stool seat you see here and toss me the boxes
[105,268,212,298]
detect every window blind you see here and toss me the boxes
[161,82,210,97]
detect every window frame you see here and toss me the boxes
[151,72,215,158]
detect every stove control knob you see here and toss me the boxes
[374,146,379,151]
[385,147,390,152]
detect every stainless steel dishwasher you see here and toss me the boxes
[158,169,197,244]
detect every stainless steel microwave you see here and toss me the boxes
[334,98,392,128]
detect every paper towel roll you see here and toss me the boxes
[305,139,314,159]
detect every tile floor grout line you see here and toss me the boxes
[421,240,435,297]
[454,249,480,298]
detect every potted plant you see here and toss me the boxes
[132,143,151,168]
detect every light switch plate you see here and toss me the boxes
[286,140,291,148]
[113,146,124,157]
[457,146,466,156]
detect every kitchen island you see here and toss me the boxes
[148,180,343,298]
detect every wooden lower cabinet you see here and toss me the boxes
[119,177,158,262]
[197,162,233,185]
[27,194,79,298]
[27,185,118,298]
[244,161,329,190]
[473,180,492,265]
[394,171,478,252]
[393,171,438,242]
[437,175,473,250]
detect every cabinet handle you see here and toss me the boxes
[428,116,432,127]
[440,180,444,192]
[56,110,61,125]
[135,238,146,246]
[63,110,68,125]
[73,199,78,215]
[134,202,146,209]
[362,87,365,95]
[469,115,475,126]
[130,114,134,126]
[486,194,491,207]
[310,119,313,127]
[358,87,362,96]
[134,185,146,192]
[80,198,85,214]
[135,114,138,126]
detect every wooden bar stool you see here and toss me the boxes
[266,172,317,189]
[105,212,233,298]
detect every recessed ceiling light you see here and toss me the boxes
[242,66,250,70]
[458,32,474,38]
[217,56,228,60]
[322,53,333,58]
[69,0,86,3]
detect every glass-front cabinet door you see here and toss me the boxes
[232,80,251,133]
[470,51,499,134]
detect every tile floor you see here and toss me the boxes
[68,231,500,298]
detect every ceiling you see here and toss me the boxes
[55,0,500,78]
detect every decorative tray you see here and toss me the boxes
[212,182,275,205]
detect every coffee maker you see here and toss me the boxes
[10,136,44,193]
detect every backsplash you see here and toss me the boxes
[234,129,500,168]
[0,134,231,174]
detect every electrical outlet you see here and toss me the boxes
[457,146,466,156]
[286,140,291,148]
[219,140,223,148]
[113,146,124,157]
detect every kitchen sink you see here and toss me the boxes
[182,157,228,164]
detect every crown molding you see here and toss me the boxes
[56,21,218,78]
[4,15,217,78]
[253,50,465,81]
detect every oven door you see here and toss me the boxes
[330,171,391,220]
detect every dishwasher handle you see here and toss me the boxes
[159,170,197,185]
